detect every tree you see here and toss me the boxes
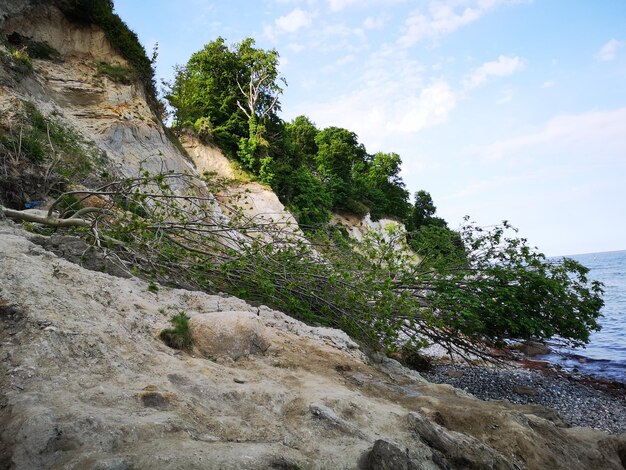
[235,38,285,122]
[408,190,439,231]
[166,37,284,167]
[1,174,603,359]
[313,127,367,211]
[361,152,410,221]
[284,115,318,168]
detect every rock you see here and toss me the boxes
[189,311,271,360]
[518,340,551,356]
[363,439,435,470]
[445,370,464,378]
[309,403,368,439]
[513,385,539,396]
[407,412,516,470]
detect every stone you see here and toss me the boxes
[445,370,464,378]
[407,412,516,470]
[364,440,431,470]
[513,385,539,396]
[189,311,271,361]
[518,340,551,356]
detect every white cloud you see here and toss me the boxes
[363,15,387,30]
[541,80,556,88]
[300,47,455,152]
[275,8,313,33]
[465,55,525,88]
[386,81,456,133]
[265,8,313,38]
[399,0,515,47]
[483,107,626,161]
[328,0,358,11]
[595,39,624,62]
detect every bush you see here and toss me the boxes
[159,311,193,351]
[96,61,136,84]
[10,47,32,70]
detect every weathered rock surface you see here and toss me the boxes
[190,311,271,361]
[0,2,195,182]
[1,223,626,469]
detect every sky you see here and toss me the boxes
[114,0,626,256]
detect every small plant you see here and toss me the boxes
[25,40,60,61]
[96,61,136,84]
[159,311,193,350]
[147,282,159,294]
[10,47,32,70]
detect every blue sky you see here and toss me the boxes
[114,0,626,256]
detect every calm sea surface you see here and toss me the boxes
[543,249,626,382]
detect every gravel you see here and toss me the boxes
[424,364,626,434]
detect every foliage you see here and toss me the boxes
[166,38,412,223]
[30,172,602,360]
[10,47,32,70]
[96,61,136,84]
[413,219,604,348]
[24,40,60,61]
[0,101,108,208]
[159,311,193,350]
[280,168,332,227]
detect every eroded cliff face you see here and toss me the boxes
[181,133,302,238]
[0,2,193,180]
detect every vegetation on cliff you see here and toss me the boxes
[1,171,601,359]
[166,38,417,226]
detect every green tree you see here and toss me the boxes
[361,152,410,221]
[408,190,440,231]
[3,174,604,358]
[284,115,318,168]
[166,37,284,169]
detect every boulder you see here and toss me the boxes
[189,311,271,360]
[363,440,439,470]
[518,340,551,356]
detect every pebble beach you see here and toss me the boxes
[424,363,626,434]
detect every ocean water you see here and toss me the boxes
[542,250,626,382]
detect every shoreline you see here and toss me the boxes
[423,357,626,434]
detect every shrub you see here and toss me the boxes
[10,47,32,70]
[96,61,136,84]
[159,312,193,350]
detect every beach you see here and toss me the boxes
[425,361,626,434]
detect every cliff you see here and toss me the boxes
[1,3,625,469]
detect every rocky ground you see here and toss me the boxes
[425,364,626,435]
[1,222,626,469]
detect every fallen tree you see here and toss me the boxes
[0,171,604,360]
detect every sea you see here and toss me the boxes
[541,249,626,383]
